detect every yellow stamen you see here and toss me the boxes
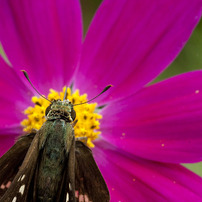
[21,87,102,147]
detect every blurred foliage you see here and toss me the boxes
[0,0,201,176]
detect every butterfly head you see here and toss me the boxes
[45,99,76,122]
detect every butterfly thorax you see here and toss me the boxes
[37,100,75,201]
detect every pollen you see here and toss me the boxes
[21,87,102,148]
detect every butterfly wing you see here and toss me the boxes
[0,132,36,197]
[59,140,109,202]
[74,141,110,202]
[0,131,40,202]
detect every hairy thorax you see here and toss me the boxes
[37,119,69,201]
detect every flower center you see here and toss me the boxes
[21,87,102,148]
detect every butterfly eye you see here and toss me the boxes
[45,104,52,116]
[71,108,76,121]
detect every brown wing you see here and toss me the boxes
[75,141,110,202]
[0,132,36,197]
[58,140,110,202]
[0,131,40,202]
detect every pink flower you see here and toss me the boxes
[0,0,202,200]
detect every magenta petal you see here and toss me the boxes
[0,57,32,155]
[74,0,202,103]
[93,140,202,201]
[0,57,33,128]
[101,71,202,163]
[0,0,82,94]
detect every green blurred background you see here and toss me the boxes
[1,0,202,176]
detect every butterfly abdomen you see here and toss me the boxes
[37,119,70,201]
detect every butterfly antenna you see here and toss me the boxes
[63,86,68,101]
[21,70,52,103]
[73,85,112,106]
